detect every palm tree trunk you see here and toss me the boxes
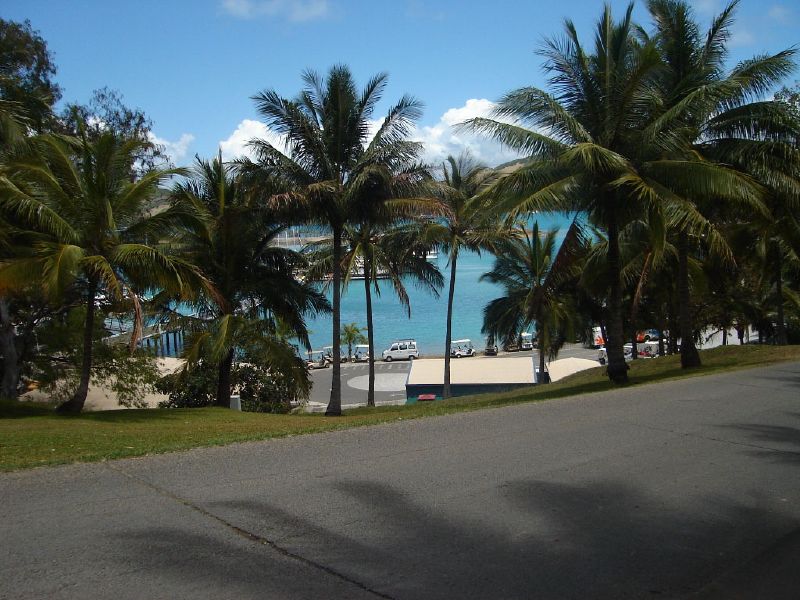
[443,252,458,399]
[57,280,98,414]
[537,320,546,384]
[0,298,20,400]
[677,231,701,368]
[364,255,375,407]
[215,348,235,407]
[605,213,628,384]
[326,225,343,416]
[775,249,787,345]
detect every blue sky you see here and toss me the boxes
[3,0,798,167]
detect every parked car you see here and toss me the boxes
[450,339,475,358]
[352,344,371,362]
[484,335,498,356]
[306,350,330,369]
[636,328,661,343]
[382,339,419,362]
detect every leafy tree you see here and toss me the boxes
[0,18,61,132]
[241,65,424,415]
[422,154,506,398]
[59,87,171,174]
[340,322,366,361]
[0,131,208,413]
[169,155,328,407]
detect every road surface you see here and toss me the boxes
[2,361,799,599]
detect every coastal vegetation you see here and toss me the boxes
[0,1,799,418]
[3,344,799,471]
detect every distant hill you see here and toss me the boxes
[493,157,531,173]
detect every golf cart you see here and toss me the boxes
[520,332,534,351]
[306,350,330,369]
[352,344,371,362]
[484,335,498,356]
[450,339,475,358]
[323,345,347,363]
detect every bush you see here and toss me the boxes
[236,364,293,414]
[156,363,217,408]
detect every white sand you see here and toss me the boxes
[546,357,599,382]
[22,357,186,411]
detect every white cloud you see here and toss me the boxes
[413,99,523,167]
[148,132,195,164]
[767,5,790,20]
[221,0,329,22]
[218,99,525,168]
[218,119,287,161]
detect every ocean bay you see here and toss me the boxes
[304,213,572,355]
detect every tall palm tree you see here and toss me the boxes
[466,3,764,381]
[645,0,796,365]
[241,65,424,415]
[0,131,208,413]
[422,154,505,398]
[482,221,584,381]
[169,155,328,407]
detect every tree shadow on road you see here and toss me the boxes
[106,478,791,599]
[720,413,800,465]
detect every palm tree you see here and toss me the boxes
[169,155,328,407]
[422,154,505,398]
[481,221,584,381]
[340,322,366,361]
[306,221,442,406]
[241,65,424,415]
[466,3,766,381]
[0,131,208,413]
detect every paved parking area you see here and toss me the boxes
[308,344,601,407]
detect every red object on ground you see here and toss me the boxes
[417,394,436,401]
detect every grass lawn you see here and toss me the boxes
[2,344,798,472]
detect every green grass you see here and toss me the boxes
[2,344,799,472]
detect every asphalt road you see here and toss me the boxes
[310,344,600,407]
[2,362,799,599]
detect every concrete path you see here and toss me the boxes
[2,362,800,599]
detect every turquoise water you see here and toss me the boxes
[305,213,571,355]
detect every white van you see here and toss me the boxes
[382,339,419,362]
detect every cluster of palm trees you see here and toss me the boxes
[468,0,800,382]
[0,0,798,416]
